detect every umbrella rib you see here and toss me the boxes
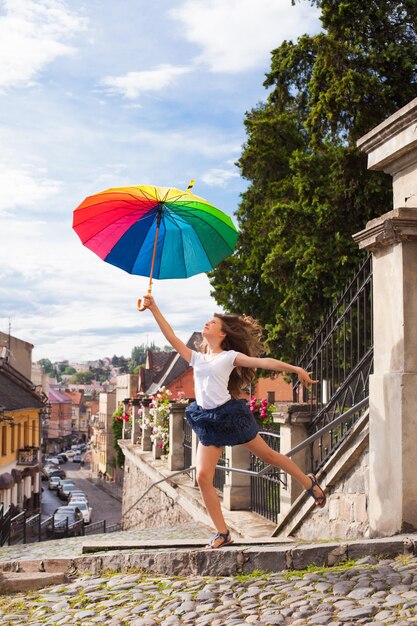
[163,210,220,276]
[79,205,160,247]
[74,189,163,226]
[170,207,237,250]
[162,211,188,277]
[74,200,156,232]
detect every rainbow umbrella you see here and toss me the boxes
[72,183,238,309]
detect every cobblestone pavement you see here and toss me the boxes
[2,553,417,625]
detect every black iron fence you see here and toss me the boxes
[294,253,373,411]
[250,429,283,523]
[183,416,192,471]
[0,504,121,546]
[0,504,11,547]
[292,253,373,472]
[213,449,227,492]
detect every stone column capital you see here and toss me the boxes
[353,207,417,251]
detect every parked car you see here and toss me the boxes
[72,454,82,463]
[57,453,68,463]
[45,467,66,479]
[67,500,92,524]
[57,479,75,498]
[48,476,62,490]
[46,456,60,465]
[68,490,88,503]
[41,464,61,480]
[60,483,81,501]
[44,460,58,468]
[47,506,84,537]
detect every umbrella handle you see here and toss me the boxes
[137,287,152,312]
[137,299,147,311]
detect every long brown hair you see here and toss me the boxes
[198,313,265,399]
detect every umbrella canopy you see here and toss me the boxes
[72,185,238,280]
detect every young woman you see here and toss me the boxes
[143,295,326,549]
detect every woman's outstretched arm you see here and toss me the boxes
[234,353,318,387]
[142,295,192,363]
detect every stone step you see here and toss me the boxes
[0,571,67,594]
[0,533,414,582]
[82,536,294,553]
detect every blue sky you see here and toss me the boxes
[0,0,321,363]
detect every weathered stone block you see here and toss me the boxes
[242,546,287,573]
[348,537,404,560]
[328,496,340,521]
[291,544,334,569]
[353,493,368,523]
[189,548,240,576]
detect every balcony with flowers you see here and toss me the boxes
[16,446,39,466]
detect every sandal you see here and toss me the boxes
[204,530,234,550]
[306,473,326,508]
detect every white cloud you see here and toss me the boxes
[0,0,87,88]
[201,167,239,187]
[170,0,321,72]
[0,164,62,213]
[101,64,191,100]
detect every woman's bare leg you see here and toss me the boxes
[243,434,325,502]
[196,443,229,545]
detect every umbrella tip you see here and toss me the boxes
[186,179,195,193]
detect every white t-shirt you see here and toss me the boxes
[190,349,239,409]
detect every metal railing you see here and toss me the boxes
[294,253,373,412]
[250,430,283,523]
[213,449,228,492]
[126,397,368,518]
[183,417,192,471]
[0,504,11,547]
[308,350,372,470]
[0,508,122,545]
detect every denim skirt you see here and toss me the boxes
[185,399,259,447]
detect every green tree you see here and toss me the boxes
[63,366,76,376]
[69,371,94,384]
[38,358,54,375]
[209,0,417,361]
[111,354,129,373]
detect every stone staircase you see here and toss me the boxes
[273,410,370,540]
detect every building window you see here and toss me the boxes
[1,426,7,456]
[11,424,15,453]
[32,419,37,446]
[17,423,22,449]
[24,421,29,447]
[267,391,276,404]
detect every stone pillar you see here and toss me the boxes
[131,399,141,445]
[273,405,311,520]
[191,430,199,486]
[140,399,153,452]
[152,437,162,459]
[354,97,417,536]
[223,445,251,510]
[167,404,186,471]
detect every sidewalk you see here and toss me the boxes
[87,475,123,502]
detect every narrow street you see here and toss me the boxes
[41,459,121,526]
